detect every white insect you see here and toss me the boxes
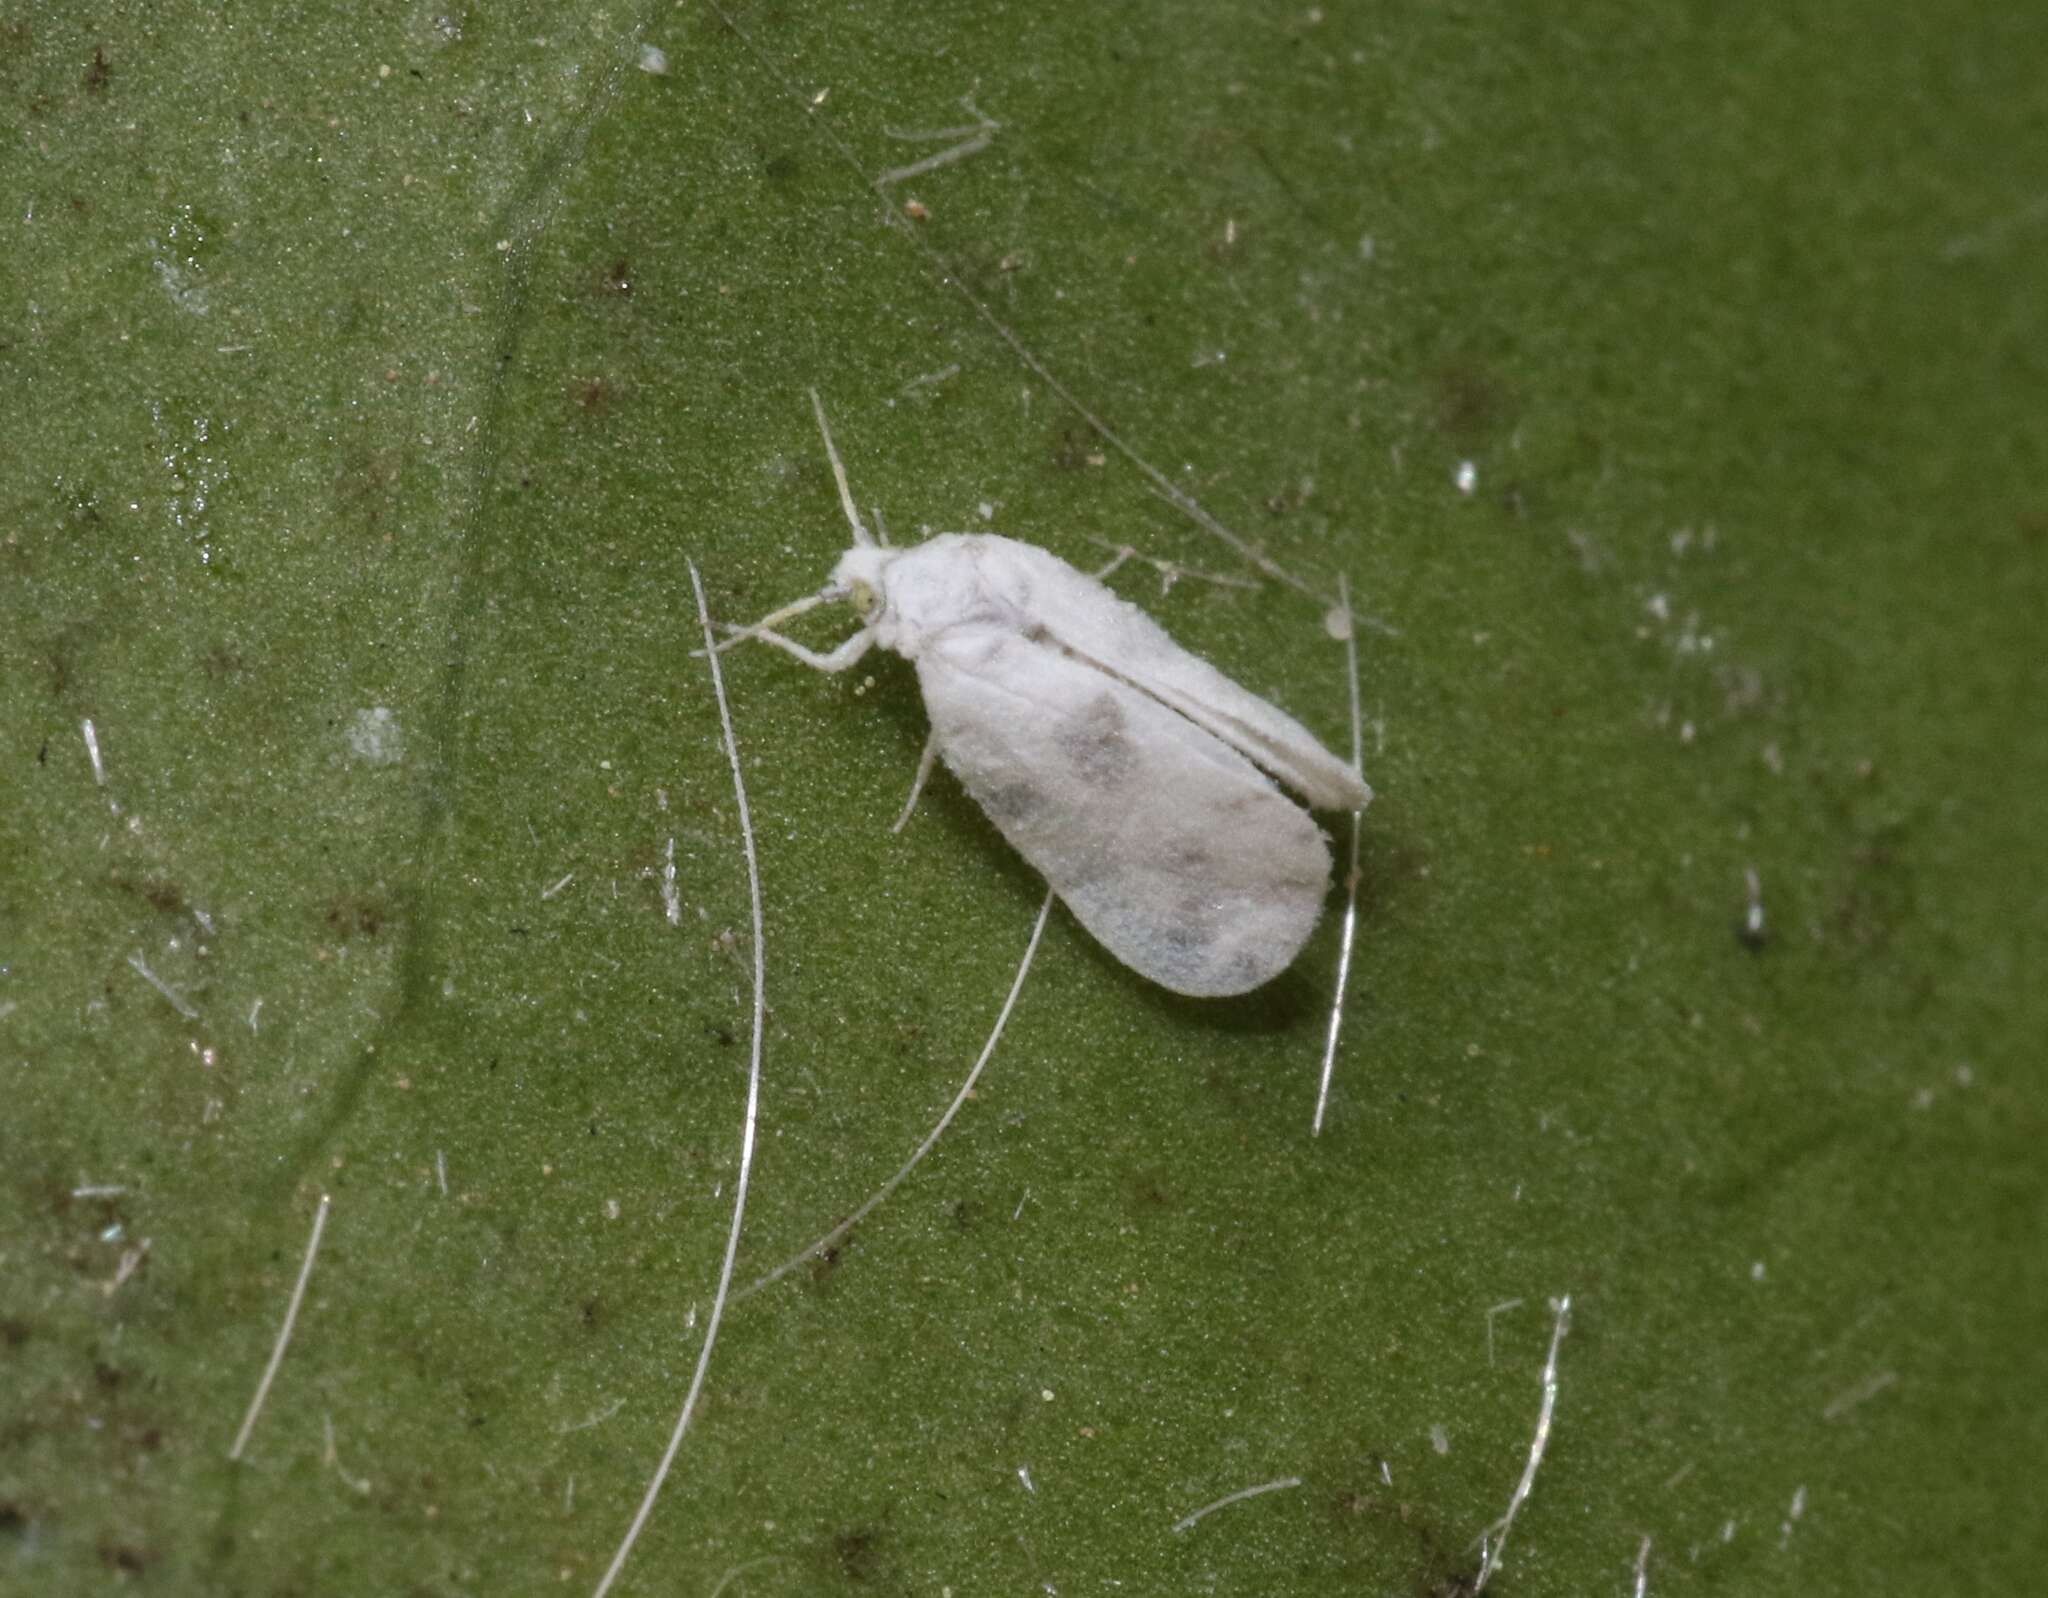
[718,394,1371,998]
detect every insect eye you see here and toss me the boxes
[849,578,878,617]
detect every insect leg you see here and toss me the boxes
[1088,544,1136,582]
[1080,534,1260,595]
[723,623,876,674]
[888,730,942,834]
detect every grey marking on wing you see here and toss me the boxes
[1056,692,1139,789]
[1172,891,1231,933]
[977,778,1048,825]
[1219,948,1265,991]
[1158,918,1214,962]
[1217,790,1271,816]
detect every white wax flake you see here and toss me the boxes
[722,395,1372,998]
[1780,1483,1807,1547]
[346,706,405,766]
[660,837,681,926]
[637,43,668,74]
[152,256,210,315]
[1455,460,1478,495]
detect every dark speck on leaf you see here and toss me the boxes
[324,894,388,938]
[832,1527,883,1582]
[1050,427,1096,471]
[98,1542,152,1575]
[810,1236,853,1285]
[1432,359,1505,437]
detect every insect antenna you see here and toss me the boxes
[808,387,873,546]
[708,585,849,654]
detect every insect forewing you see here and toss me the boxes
[916,625,1332,997]
[978,540,1370,812]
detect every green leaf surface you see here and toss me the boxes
[4,2,2042,1594]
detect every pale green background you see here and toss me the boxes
[3,2,2042,1594]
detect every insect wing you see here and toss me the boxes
[981,538,1370,813]
[916,625,1332,997]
